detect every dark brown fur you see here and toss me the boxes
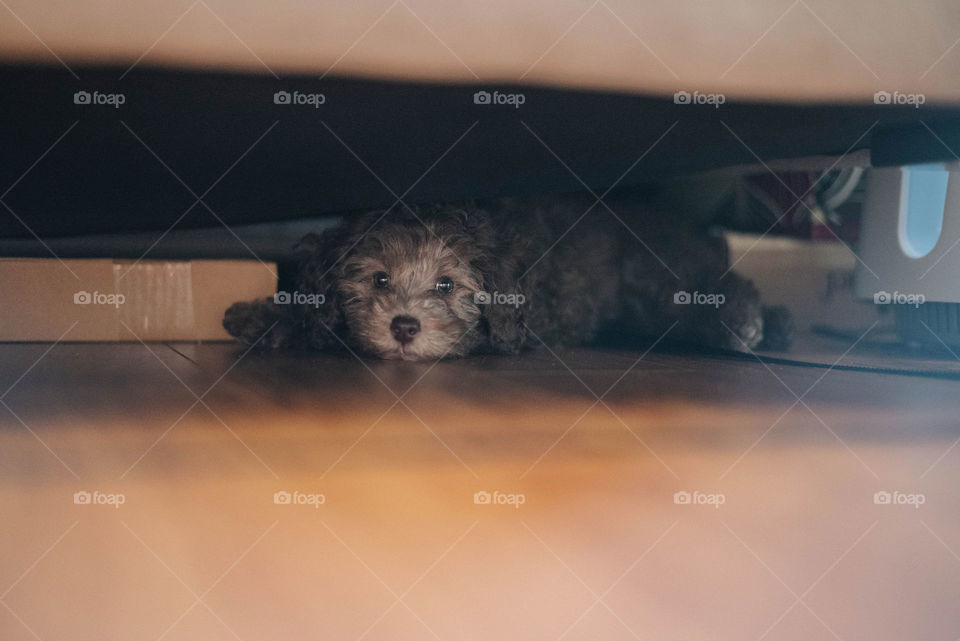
[223,193,792,360]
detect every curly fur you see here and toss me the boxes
[223,193,793,360]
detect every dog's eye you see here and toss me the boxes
[373,272,390,289]
[435,276,454,295]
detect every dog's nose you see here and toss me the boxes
[390,315,421,344]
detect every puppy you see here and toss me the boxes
[223,193,792,360]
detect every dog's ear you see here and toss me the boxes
[472,224,527,354]
[294,223,351,350]
[223,215,379,351]
[295,212,386,350]
[481,295,526,354]
[222,225,348,350]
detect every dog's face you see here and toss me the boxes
[225,206,524,357]
[336,220,486,360]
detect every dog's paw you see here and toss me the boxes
[709,274,765,351]
[223,298,293,349]
[722,311,765,352]
[756,305,794,352]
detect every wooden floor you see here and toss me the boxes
[2,341,959,641]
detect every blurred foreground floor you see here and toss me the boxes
[1,341,959,641]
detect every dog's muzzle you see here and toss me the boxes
[390,315,420,344]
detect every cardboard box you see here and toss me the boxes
[0,259,276,341]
